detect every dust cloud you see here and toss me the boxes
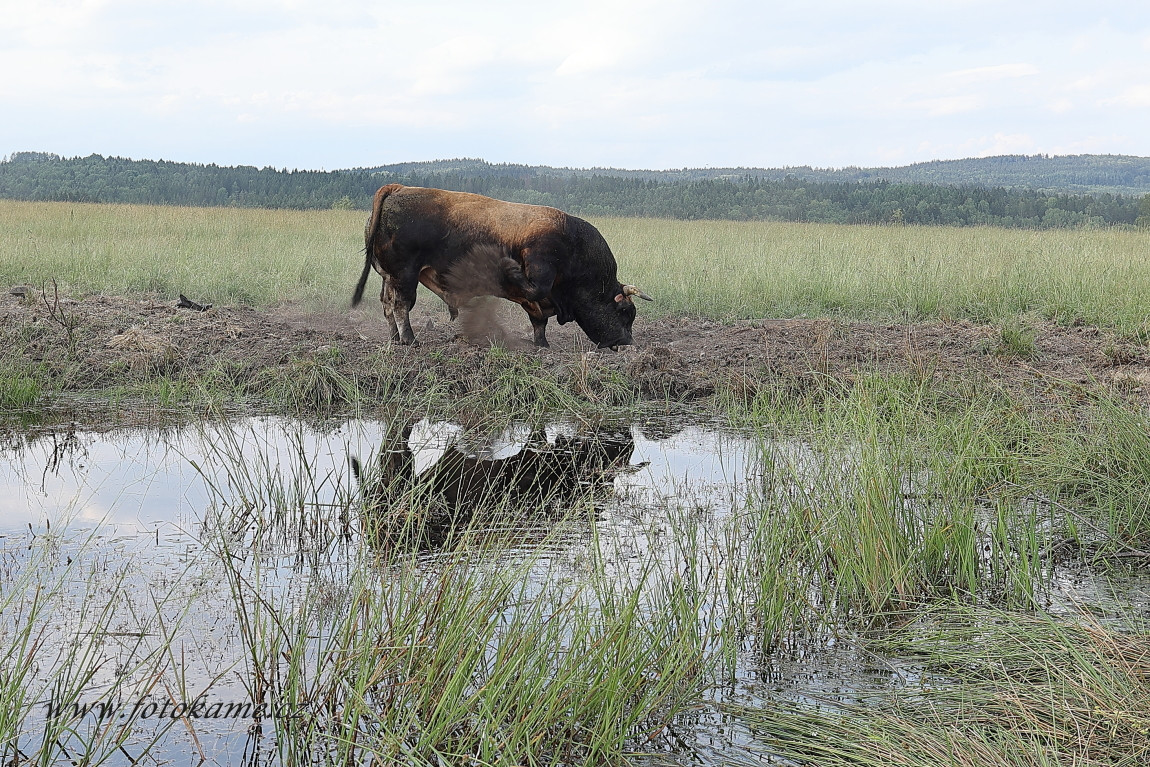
[444,244,535,350]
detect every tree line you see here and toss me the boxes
[2,152,1148,229]
[360,154,1150,196]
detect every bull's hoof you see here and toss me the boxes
[534,338,550,348]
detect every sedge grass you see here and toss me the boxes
[0,200,366,309]
[724,372,1150,647]
[3,200,1149,337]
[601,217,1150,338]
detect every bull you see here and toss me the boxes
[351,184,651,349]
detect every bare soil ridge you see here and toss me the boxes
[4,291,1149,406]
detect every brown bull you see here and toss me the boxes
[351,184,651,348]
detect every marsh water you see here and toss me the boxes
[1,416,1146,765]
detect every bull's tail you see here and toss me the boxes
[352,183,403,307]
[351,253,373,308]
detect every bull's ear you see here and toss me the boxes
[614,293,628,303]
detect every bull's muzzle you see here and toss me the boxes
[598,333,634,351]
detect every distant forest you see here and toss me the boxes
[361,154,1150,197]
[2,152,1149,229]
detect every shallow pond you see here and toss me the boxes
[1,416,1146,765]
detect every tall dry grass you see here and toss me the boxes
[602,217,1150,337]
[2,200,1148,336]
[0,200,366,308]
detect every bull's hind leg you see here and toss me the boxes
[390,268,420,345]
[380,278,401,342]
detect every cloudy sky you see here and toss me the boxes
[2,1,1148,171]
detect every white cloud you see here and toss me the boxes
[1104,84,1150,107]
[918,95,984,117]
[0,1,1148,168]
[944,63,1040,83]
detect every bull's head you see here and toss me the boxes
[580,282,653,351]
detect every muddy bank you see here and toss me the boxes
[3,290,1149,411]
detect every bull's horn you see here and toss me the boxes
[623,285,654,301]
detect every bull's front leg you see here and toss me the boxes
[522,301,551,347]
[530,315,549,347]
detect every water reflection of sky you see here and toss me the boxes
[0,418,753,535]
[0,420,388,533]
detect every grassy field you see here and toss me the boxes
[2,200,1148,337]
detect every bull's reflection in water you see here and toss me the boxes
[351,421,637,548]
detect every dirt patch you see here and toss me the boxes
[3,289,1149,408]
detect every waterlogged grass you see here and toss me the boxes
[211,538,709,764]
[192,424,711,764]
[0,529,193,763]
[178,378,1149,763]
[1065,398,1150,554]
[713,376,1150,765]
[731,608,1150,767]
[3,200,1149,336]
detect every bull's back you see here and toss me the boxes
[381,186,568,253]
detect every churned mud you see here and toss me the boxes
[3,289,1149,408]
